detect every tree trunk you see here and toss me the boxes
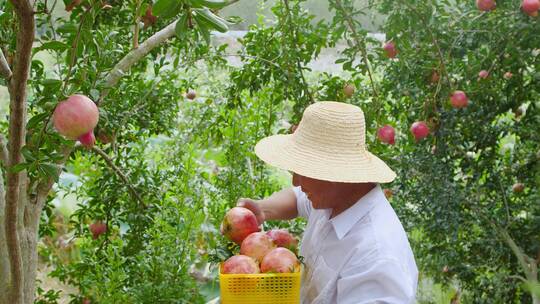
[0,173,10,304]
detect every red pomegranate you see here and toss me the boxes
[522,0,540,16]
[240,232,276,261]
[53,94,99,140]
[377,125,396,145]
[266,229,298,251]
[260,248,300,273]
[89,221,107,240]
[478,70,489,79]
[476,0,496,11]
[78,131,95,148]
[220,207,260,244]
[383,41,398,58]
[410,121,430,141]
[450,90,469,109]
[222,255,260,274]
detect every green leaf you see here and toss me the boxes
[33,41,70,54]
[196,19,211,45]
[40,163,59,180]
[10,163,27,173]
[27,112,50,130]
[42,79,62,89]
[175,14,189,39]
[21,146,35,162]
[153,0,181,18]
[57,23,78,34]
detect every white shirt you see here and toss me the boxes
[294,185,418,304]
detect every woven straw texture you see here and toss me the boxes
[255,101,396,183]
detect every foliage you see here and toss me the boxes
[0,0,538,303]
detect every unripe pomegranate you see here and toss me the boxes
[377,125,395,145]
[260,248,300,273]
[222,255,260,274]
[53,95,99,140]
[343,83,355,98]
[410,121,430,141]
[522,0,540,16]
[186,89,197,100]
[240,232,276,262]
[504,72,513,79]
[450,90,469,108]
[89,221,107,239]
[220,207,260,244]
[383,41,398,58]
[383,188,393,199]
[512,183,525,193]
[266,229,298,251]
[78,131,95,148]
[476,0,496,11]
[478,70,489,79]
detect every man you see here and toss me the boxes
[237,101,418,303]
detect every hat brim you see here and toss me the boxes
[254,134,396,183]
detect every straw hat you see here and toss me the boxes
[254,101,396,183]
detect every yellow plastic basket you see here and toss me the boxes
[219,264,301,304]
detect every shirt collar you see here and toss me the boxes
[329,184,383,240]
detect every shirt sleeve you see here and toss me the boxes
[293,186,312,219]
[337,258,416,304]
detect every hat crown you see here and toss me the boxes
[294,102,366,154]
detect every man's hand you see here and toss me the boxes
[236,188,298,223]
[237,198,265,225]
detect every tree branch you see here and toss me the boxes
[5,1,35,302]
[90,146,146,208]
[98,20,178,105]
[0,49,12,80]
[0,134,8,166]
[333,0,379,102]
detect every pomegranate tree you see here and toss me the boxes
[222,255,260,274]
[221,207,260,244]
[240,232,276,261]
[260,247,300,273]
[266,229,298,251]
[53,94,99,141]
[377,125,396,145]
